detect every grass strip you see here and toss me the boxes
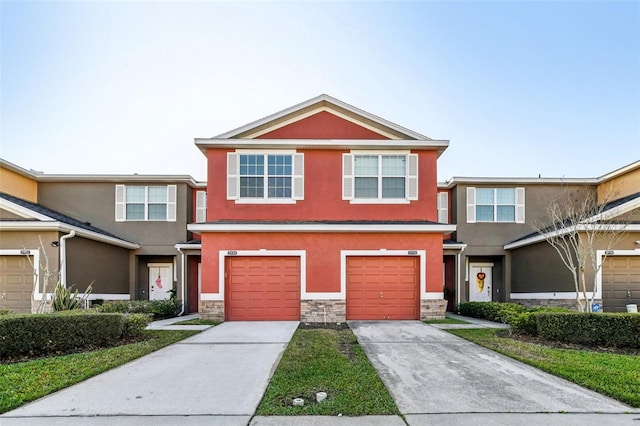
[448,328,640,407]
[0,330,198,414]
[256,327,399,416]
[424,318,469,324]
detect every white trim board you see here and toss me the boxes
[189,223,457,233]
[505,223,640,250]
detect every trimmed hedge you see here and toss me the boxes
[537,312,640,348]
[0,313,125,357]
[122,313,153,339]
[458,302,571,334]
[95,299,180,319]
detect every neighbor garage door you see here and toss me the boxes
[225,256,300,321]
[602,256,640,313]
[346,256,419,320]
[0,255,34,314]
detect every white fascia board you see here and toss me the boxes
[0,198,53,221]
[195,138,449,155]
[188,223,457,233]
[35,174,203,187]
[597,159,640,183]
[441,176,598,189]
[0,158,40,179]
[0,221,140,249]
[443,243,467,250]
[175,243,202,250]
[504,224,640,250]
[586,196,640,223]
[213,94,431,140]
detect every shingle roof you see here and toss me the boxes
[0,192,136,244]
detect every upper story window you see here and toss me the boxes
[115,185,177,222]
[466,187,525,223]
[343,152,418,203]
[227,151,304,203]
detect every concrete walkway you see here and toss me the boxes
[2,321,299,426]
[349,321,638,423]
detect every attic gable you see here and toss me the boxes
[217,94,431,140]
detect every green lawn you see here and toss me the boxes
[424,317,469,324]
[0,330,198,414]
[448,328,640,407]
[256,327,399,416]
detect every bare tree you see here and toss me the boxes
[25,236,57,313]
[534,188,633,312]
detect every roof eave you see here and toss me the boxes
[188,223,457,233]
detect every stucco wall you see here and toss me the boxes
[0,167,38,202]
[66,237,130,294]
[206,148,439,222]
[598,166,640,203]
[511,242,575,293]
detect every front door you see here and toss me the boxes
[148,263,173,300]
[469,263,493,302]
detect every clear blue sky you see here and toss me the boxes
[2,1,639,182]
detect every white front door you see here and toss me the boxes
[149,263,173,300]
[469,263,493,302]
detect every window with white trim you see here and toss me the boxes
[437,192,449,223]
[115,185,177,222]
[343,152,418,202]
[195,190,207,223]
[466,187,525,223]
[227,152,304,202]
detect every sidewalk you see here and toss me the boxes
[145,313,214,331]
[427,312,510,329]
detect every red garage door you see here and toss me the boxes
[347,256,419,320]
[225,256,300,321]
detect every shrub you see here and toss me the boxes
[458,302,571,335]
[121,313,152,339]
[0,309,12,316]
[95,299,180,319]
[537,312,640,348]
[0,313,124,358]
[52,281,93,311]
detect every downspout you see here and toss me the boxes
[177,248,186,316]
[59,230,76,288]
[456,246,466,310]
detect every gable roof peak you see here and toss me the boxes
[213,94,432,141]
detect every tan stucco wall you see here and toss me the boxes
[598,166,640,203]
[0,167,38,202]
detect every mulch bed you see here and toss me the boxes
[498,330,640,355]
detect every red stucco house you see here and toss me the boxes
[188,95,457,322]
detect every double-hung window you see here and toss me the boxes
[466,187,525,223]
[342,152,418,203]
[227,152,304,203]
[115,185,177,222]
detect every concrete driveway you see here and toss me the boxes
[1,321,298,426]
[349,321,635,421]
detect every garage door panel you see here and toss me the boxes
[0,255,34,314]
[347,256,419,320]
[226,256,300,321]
[603,256,640,312]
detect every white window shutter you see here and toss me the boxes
[167,185,177,222]
[342,154,354,200]
[227,152,240,200]
[115,185,125,222]
[407,154,419,200]
[515,187,525,223]
[292,153,304,200]
[196,190,207,223]
[467,187,476,223]
[437,192,449,224]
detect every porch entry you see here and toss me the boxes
[148,263,173,300]
[469,263,493,302]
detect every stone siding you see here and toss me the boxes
[199,300,224,321]
[420,299,446,320]
[301,299,346,323]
